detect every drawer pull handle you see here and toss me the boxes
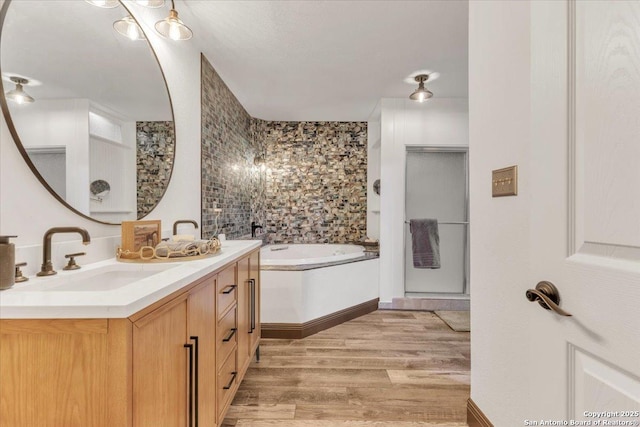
[222,285,237,294]
[222,328,237,342]
[223,371,237,390]
[184,343,194,427]
[249,278,256,333]
[190,336,199,427]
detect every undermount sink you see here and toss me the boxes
[19,263,178,292]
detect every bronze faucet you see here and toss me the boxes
[37,227,91,277]
[173,219,198,236]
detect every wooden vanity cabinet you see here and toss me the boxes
[0,247,260,427]
[237,250,261,377]
[0,318,122,427]
[215,263,238,421]
[132,293,189,427]
[132,273,218,427]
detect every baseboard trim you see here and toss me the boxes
[467,398,493,427]
[261,298,380,339]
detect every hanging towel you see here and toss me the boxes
[410,219,441,269]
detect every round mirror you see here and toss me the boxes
[0,0,175,224]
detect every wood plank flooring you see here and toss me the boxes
[222,310,470,427]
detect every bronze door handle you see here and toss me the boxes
[526,281,572,317]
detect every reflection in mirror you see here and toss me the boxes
[0,0,174,224]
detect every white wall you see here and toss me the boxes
[10,99,91,214]
[469,1,533,424]
[0,0,202,275]
[366,101,381,240]
[377,98,469,304]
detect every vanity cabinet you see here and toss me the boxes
[132,275,218,427]
[237,250,261,376]
[132,293,189,427]
[0,247,260,427]
[215,264,238,421]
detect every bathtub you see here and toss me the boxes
[260,244,380,332]
[261,243,365,266]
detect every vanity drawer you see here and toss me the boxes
[216,265,237,319]
[217,349,238,420]
[217,306,237,367]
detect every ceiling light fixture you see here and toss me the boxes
[84,0,120,8]
[5,77,35,104]
[113,16,146,41]
[136,0,165,7]
[409,74,433,103]
[155,0,192,41]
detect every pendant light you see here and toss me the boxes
[409,74,433,103]
[155,0,192,41]
[136,0,165,7]
[113,16,146,40]
[5,77,35,104]
[84,0,119,8]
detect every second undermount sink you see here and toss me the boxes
[20,263,179,292]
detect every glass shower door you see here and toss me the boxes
[404,148,468,295]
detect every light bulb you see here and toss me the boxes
[136,0,165,7]
[85,0,120,8]
[169,22,181,40]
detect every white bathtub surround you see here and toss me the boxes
[260,244,380,327]
[0,240,260,319]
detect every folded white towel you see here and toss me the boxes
[155,240,210,258]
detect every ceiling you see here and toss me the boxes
[184,0,469,121]
[1,1,468,123]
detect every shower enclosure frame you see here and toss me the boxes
[403,145,470,297]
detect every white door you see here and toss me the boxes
[529,0,640,422]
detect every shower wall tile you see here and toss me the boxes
[253,121,368,244]
[201,57,367,244]
[201,56,265,239]
[137,121,175,218]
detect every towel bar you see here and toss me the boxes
[404,221,469,225]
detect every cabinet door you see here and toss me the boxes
[0,319,112,427]
[133,295,188,427]
[187,278,217,427]
[249,249,261,354]
[236,255,250,374]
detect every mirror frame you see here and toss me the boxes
[0,0,176,225]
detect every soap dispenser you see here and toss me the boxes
[0,235,17,290]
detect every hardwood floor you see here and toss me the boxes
[222,310,470,427]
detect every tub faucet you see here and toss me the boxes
[173,219,199,236]
[251,222,263,238]
[37,227,91,277]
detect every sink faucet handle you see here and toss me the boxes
[15,262,28,283]
[64,252,86,271]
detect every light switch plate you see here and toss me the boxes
[492,166,518,197]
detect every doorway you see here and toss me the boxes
[404,147,469,297]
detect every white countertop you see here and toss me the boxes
[0,240,262,319]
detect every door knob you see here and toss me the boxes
[526,281,572,317]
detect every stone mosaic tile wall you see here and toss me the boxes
[200,57,367,244]
[254,121,368,244]
[136,121,175,218]
[201,56,265,239]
